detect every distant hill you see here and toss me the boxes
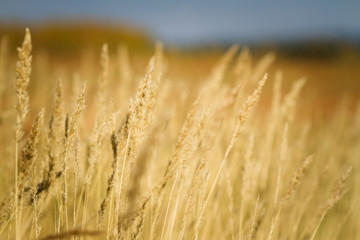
[1,22,359,60]
[173,32,360,60]
[0,22,152,56]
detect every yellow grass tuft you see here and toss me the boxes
[0,28,358,240]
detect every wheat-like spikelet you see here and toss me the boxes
[281,155,313,204]
[52,78,64,139]
[196,74,267,239]
[61,81,86,230]
[84,116,111,186]
[160,108,205,240]
[209,45,238,86]
[0,110,44,234]
[247,195,260,240]
[281,77,306,122]
[266,155,313,239]
[30,121,42,239]
[101,49,163,237]
[19,109,45,183]
[201,45,238,104]
[117,126,158,237]
[128,57,157,147]
[72,129,80,229]
[64,82,87,156]
[14,29,32,240]
[179,148,209,240]
[233,47,252,83]
[97,132,119,229]
[15,28,32,141]
[251,52,275,83]
[27,80,64,209]
[257,71,283,191]
[18,109,44,239]
[47,79,64,180]
[234,73,267,140]
[111,126,132,239]
[309,167,352,240]
[97,43,109,112]
[0,193,14,233]
[204,81,242,150]
[0,28,359,240]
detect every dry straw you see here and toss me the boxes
[0,28,357,240]
[14,28,32,240]
[196,73,267,239]
[309,167,352,240]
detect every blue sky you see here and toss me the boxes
[0,0,360,44]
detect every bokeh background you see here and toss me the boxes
[1,2,360,239]
[1,0,360,111]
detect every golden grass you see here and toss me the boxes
[0,29,359,240]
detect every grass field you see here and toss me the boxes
[0,28,359,240]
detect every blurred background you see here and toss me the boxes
[1,0,360,109]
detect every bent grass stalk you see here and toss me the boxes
[0,29,358,240]
[195,74,267,239]
[15,28,32,240]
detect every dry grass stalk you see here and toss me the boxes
[204,81,243,150]
[239,133,255,238]
[281,77,306,122]
[26,80,64,210]
[117,126,158,238]
[274,123,288,205]
[258,71,283,189]
[103,48,162,237]
[97,132,119,228]
[160,109,205,240]
[164,96,200,177]
[97,43,109,112]
[224,165,235,239]
[118,44,133,86]
[0,108,43,236]
[309,167,352,240]
[62,82,86,231]
[72,129,80,229]
[281,155,313,204]
[128,57,158,146]
[0,31,358,240]
[233,47,252,83]
[38,229,103,240]
[19,109,45,183]
[18,109,44,239]
[14,28,32,240]
[267,155,313,240]
[201,45,239,103]
[196,74,267,239]
[15,28,32,141]
[178,153,209,240]
[251,53,275,83]
[84,114,112,186]
[247,195,260,240]
[209,45,239,86]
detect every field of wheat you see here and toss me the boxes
[0,29,359,240]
